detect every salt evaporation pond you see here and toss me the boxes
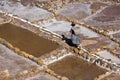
[97,50,120,64]
[48,55,107,80]
[0,23,59,57]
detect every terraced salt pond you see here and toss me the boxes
[0,23,59,57]
[97,50,120,64]
[48,55,107,80]
[0,44,39,76]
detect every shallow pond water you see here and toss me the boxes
[0,23,59,57]
[49,55,107,80]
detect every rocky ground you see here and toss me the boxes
[0,0,120,80]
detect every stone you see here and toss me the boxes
[19,70,28,76]
[28,55,35,59]
[97,48,101,51]
[14,47,20,52]
[73,48,79,54]
[0,70,10,79]
[0,38,4,43]
[61,76,69,80]
[37,59,44,65]
[79,50,84,55]
[31,68,39,73]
